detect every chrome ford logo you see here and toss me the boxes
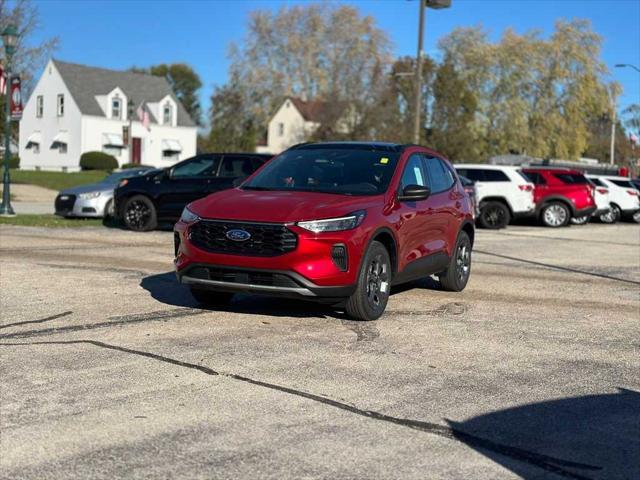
[226,229,251,242]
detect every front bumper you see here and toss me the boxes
[55,193,112,218]
[177,263,356,299]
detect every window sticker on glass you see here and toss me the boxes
[380,157,389,164]
[414,166,424,186]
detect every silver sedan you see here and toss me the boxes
[55,168,153,218]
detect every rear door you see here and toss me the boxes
[423,156,459,253]
[156,154,221,219]
[206,154,264,193]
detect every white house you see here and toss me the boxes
[256,97,325,154]
[19,59,198,171]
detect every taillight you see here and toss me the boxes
[596,188,608,195]
[518,185,533,192]
[627,189,638,196]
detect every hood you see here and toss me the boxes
[189,188,381,223]
[59,182,114,195]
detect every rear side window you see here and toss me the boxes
[424,157,455,193]
[609,179,634,188]
[554,173,588,184]
[589,178,604,187]
[483,169,510,182]
[171,156,220,178]
[218,156,260,178]
[455,169,483,182]
[525,171,546,185]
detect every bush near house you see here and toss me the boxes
[121,163,155,169]
[8,155,19,169]
[79,151,118,171]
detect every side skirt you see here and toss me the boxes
[391,252,450,286]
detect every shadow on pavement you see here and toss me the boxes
[446,389,640,480]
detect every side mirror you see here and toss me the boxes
[398,184,431,202]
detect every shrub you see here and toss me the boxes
[8,155,19,169]
[121,163,155,169]
[79,151,118,171]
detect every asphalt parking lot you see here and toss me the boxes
[1,223,639,479]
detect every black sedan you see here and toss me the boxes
[114,153,271,231]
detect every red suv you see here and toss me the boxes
[522,168,596,227]
[174,142,475,321]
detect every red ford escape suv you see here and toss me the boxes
[522,168,596,227]
[174,142,475,321]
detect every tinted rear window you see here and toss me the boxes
[554,173,588,184]
[610,179,634,188]
[455,168,509,182]
[524,171,546,185]
[589,178,604,187]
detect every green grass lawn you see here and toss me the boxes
[0,214,105,228]
[10,169,109,191]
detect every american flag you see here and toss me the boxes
[137,102,151,131]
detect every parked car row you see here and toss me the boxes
[453,164,639,228]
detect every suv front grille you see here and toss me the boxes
[188,220,297,256]
[55,194,76,213]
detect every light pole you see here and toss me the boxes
[412,0,451,145]
[615,63,640,73]
[0,24,18,216]
[609,64,640,166]
[127,100,134,165]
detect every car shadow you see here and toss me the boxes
[140,272,444,320]
[446,388,640,479]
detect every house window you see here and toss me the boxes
[36,96,43,118]
[163,103,173,125]
[57,94,64,116]
[112,97,122,119]
[277,122,284,137]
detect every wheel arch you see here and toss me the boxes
[479,196,513,216]
[368,227,399,277]
[460,220,475,247]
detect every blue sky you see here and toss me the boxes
[32,0,640,123]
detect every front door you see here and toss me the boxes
[132,138,142,165]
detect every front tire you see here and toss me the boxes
[598,207,617,224]
[478,201,510,229]
[540,202,570,228]
[439,231,472,292]
[345,241,391,321]
[123,195,158,231]
[190,287,234,307]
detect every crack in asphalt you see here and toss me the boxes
[475,250,640,285]
[0,339,600,479]
[0,311,73,330]
[0,308,206,340]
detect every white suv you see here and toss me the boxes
[454,164,535,229]
[589,175,640,223]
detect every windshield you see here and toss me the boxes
[242,148,400,196]
[102,170,148,185]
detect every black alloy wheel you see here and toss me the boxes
[123,195,158,232]
[478,201,510,229]
[439,230,472,292]
[345,241,391,321]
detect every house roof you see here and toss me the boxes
[52,59,195,127]
[288,97,329,122]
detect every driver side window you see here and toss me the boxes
[400,154,427,190]
[171,156,220,178]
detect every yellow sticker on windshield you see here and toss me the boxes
[380,157,389,164]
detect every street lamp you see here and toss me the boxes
[413,0,451,145]
[615,63,640,73]
[0,24,19,216]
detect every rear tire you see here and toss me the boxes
[190,287,234,307]
[123,195,158,231]
[608,204,622,223]
[438,231,472,292]
[478,201,510,229]
[345,241,391,321]
[540,202,570,228]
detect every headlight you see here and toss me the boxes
[297,210,366,233]
[78,191,101,199]
[180,207,199,223]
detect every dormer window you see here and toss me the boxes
[112,97,122,119]
[163,102,173,125]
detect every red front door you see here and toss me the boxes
[132,138,141,165]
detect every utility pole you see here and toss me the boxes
[412,0,451,145]
[610,101,616,166]
[412,0,426,145]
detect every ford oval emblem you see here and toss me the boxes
[226,229,251,242]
